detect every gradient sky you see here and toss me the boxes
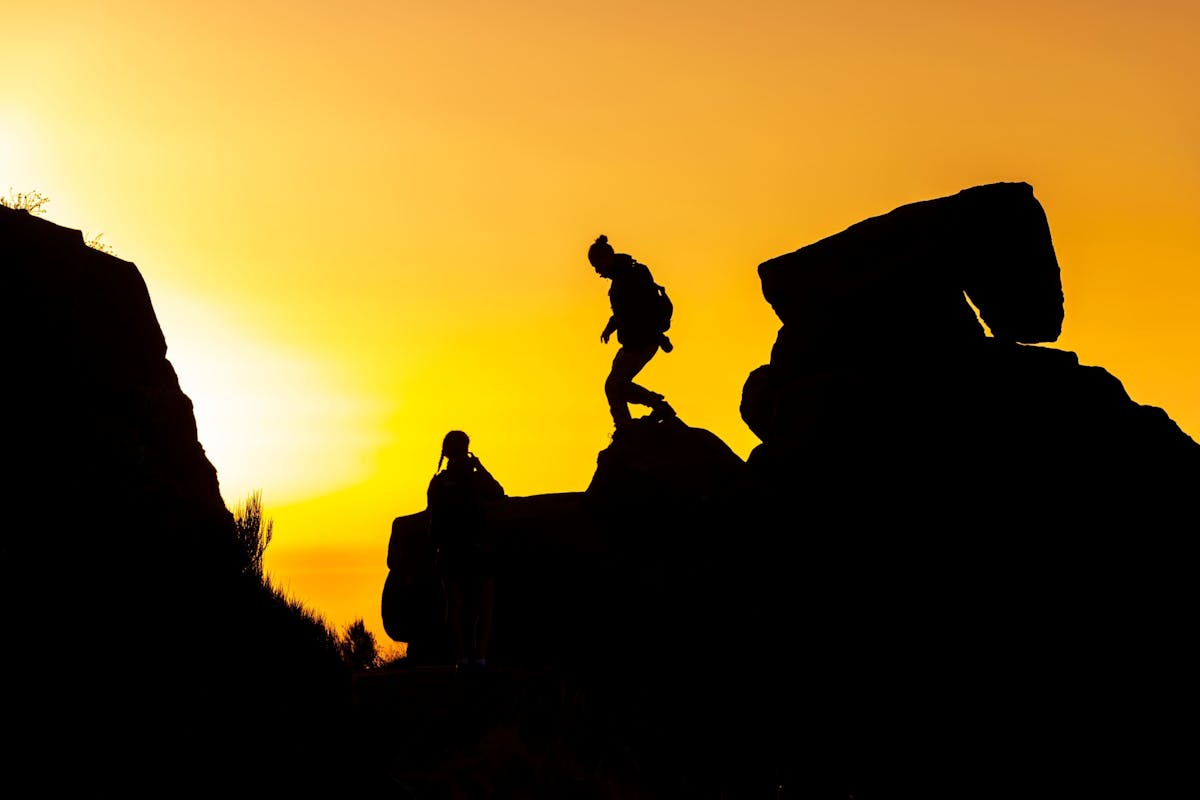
[5,1,1197,651]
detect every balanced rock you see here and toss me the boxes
[759,181,1063,374]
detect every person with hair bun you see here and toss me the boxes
[587,234,676,434]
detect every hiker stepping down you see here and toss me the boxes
[588,234,676,433]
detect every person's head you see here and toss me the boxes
[587,234,615,278]
[439,430,470,469]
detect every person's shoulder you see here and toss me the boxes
[630,259,654,279]
[429,469,459,492]
[475,470,506,495]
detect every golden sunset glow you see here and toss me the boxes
[6,1,1197,648]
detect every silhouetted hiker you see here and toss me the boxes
[588,234,676,434]
[427,430,506,670]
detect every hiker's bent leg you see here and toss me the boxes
[604,364,632,428]
[626,382,663,409]
[617,343,667,411]
[606,345,656,428]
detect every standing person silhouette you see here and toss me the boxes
[588,234,676,434]
[427,430,506,670]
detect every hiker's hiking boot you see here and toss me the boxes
[647,398,676,423]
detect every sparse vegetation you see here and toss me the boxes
[84,231,115,254]
[228,489,402,670]
[2,189,116,253]
[340,618,382,670]
[1,188,49,215]
[232,490,273,578]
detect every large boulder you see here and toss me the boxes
[758,181,1063,373]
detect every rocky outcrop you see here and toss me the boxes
[383,417,751,669]
[3,206,239,660]
[740,183,1199,795]
[382,416,762,794]
[1,205,354,793]
[3,206,233,553]
[758,181,1064,360]
[742,183,1197,521]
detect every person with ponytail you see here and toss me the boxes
[427,430,506,669]
[587,234,676,434]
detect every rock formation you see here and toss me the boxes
[384,416,750,669]
[742,182,1197,521]
[1,205,355,792]
[758,180,1064,355]
[745,184,1199,794]
[384,181,1198,795]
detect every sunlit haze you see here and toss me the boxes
[5,1,1197,648]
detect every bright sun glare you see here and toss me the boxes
[151,288,391,507]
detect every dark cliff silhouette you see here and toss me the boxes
[383,182,1199,797]
[1,206,356,792]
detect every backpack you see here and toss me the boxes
[652,282,673,334]
[614,257,674,342]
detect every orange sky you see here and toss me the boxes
[5,1,1197,651]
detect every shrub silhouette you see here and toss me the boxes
[339,618,382,670]
[227,491,393,670]
[232,489,273,578]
